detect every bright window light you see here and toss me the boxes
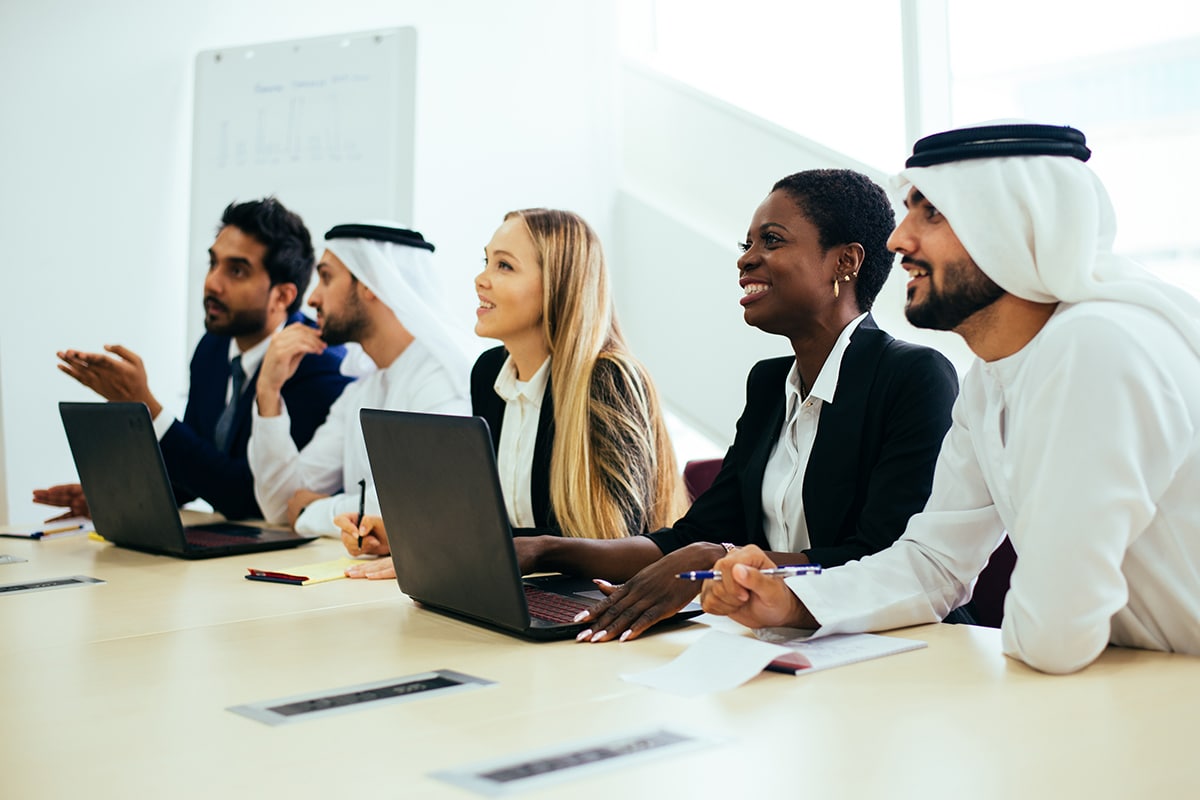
[946,1,1200,290]
[619,0,909,170]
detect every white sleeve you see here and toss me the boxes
[248,389,353,524]
[790,391,1006,635]
[151,409,177,441]
[793,315,1195,674]
[293,493,360,537]
[400,351,472,416]
[996,318,1192,674]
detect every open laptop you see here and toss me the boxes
[361,408,701,641]
[59,402,315,559]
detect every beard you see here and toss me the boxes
[905,257,1006,331]
[204,298,269,338]
[318,293,369,346]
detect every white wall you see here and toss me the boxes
[0,1,981,525]
[0,0,620,524]
[610,65,971,445]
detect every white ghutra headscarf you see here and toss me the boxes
[322,222,473,394]
[895,122,1200,357]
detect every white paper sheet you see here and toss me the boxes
[621,631,791,696]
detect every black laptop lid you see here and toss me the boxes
[360,409,531,632]
[59,402,187,554]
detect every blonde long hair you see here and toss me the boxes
[506,209,687,539]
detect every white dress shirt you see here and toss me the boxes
[248,339,470,531]
[761,313,867,552]
[788,302,1200,673]
[492,355,550,529]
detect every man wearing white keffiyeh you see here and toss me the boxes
[700,123,1200,674]
[249,222,472,536]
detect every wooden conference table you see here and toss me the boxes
[1,523,1196,799]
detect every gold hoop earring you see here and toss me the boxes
[833,277,840,299]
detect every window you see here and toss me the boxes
[619,0,909,169]
[946,2,1200,289]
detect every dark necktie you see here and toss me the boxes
[214,355,245,453]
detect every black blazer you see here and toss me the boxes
[647,316,958,567]
[159,312,352,520]
[471,346,557,533]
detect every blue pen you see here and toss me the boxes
[675,564,822,581]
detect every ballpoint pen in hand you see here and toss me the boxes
[356,478,367,549]
[675,564,822,581]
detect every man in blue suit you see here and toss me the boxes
[37,198,352,520]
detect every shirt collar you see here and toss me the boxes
[226,320,286,378]
[785,312,869,411]
[493,354,551,407]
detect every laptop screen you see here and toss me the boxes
[59,402,190,554]
[361,409,533,631]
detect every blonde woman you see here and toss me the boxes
[338,208,686,577]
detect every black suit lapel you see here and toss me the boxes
[803,317,887,544]
[485,390,504,453]
[742,360,790,547]
[194,339,233,441]
[531,377,555,528]
[471,347,509,454]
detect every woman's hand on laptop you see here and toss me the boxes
[512,536,551,575]
[575,542,727,643]
[334,513,390,556]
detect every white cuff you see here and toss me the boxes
[152,410,177,442]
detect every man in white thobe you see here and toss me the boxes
[701,123,1200,674]
[249,223,472,535]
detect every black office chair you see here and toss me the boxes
[969,536,1018,629]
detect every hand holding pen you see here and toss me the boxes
[334,511,389,555]
[699,544,819,630]
[356,478,367,549]
[333,481,389,559]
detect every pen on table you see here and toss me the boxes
[356,478,367,549]
[34,523,87,537]
[675,565,823,581]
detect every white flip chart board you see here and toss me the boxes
[187,27,416,352]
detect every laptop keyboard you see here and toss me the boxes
[523,585,592,624]
[184,527,263,548]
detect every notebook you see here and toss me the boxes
[360,408,701,641]
[245,557,361,585]
[623,630,928,695]
[58,402,315,559]
[754,629,928,674]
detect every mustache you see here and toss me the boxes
[900,256,933,271]
[203,295,228,312]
